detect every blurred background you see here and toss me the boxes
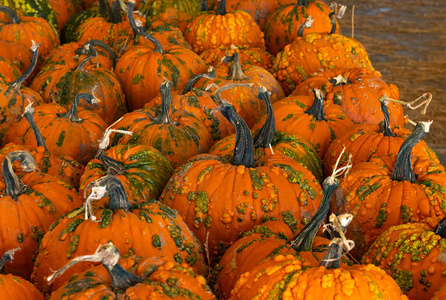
[338,0,446,159]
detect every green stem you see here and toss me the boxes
[153,81,179,126]
[219,104,255,168]
[290,177,339,252]
[253,87,275,148]
[2,151,35,198]
[305,89,326,121]
[58,93,98,123]
[5,42,39,96]
[379,100,396,137]
[108,0,122,23]
[76,40,118,66]
[329,12,337,34]
[216,0,226,15]
[0,6,21,23]
[222,52,248,81]
[22,104,47,150]
[182,67,216,94]
[390,122,431,183]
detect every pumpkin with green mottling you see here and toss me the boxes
[79,143,174,202]
[263,0,339,56]
[332,122,446,259]
[31,175,206,295]
[0,0,58,30]
[60,5,106,43]
[0,41,30,74]
[362,218,446,300]
[0,151,82,280]
[109,81,212,169]
[160,103,322,265]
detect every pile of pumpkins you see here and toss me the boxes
[0,0,443,299]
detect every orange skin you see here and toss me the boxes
[264,1,340,56]
[0,274,44,300]
[49,256,215,300]
[332,156,446,259]
[292,68,406,128]
[0,56,22,83]
[0,171,81,279]
[32,200,207,295]
[323,123,439,176]
[252,94,354,158]
[362,222,446,300]
[433,284,446,300]
[49,0,82,29]
[161,151,323,262]
[229,254,408,299]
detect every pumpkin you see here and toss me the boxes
[195,52,285,128]
[209,86,323,183]
[200,45,275,71]
[0,102,84,188]
[0,249,44,299]
[0,0,58,30]
[292,68,406,127]
[48,0,82,29]
[184,0,265,54]
[79,126,174,202]
[0,42,43,147]
[0,6,59,68]
[362,217,446,299]
[31,53,126,125]
[161,102,323,264]
[323,99,438,176]
[31,175,206,294]
[0,56,22,84]
[433,284,446,300]
[115,4,208,111]
[7,92,108,165]
[0,40,31,74]
[109,80,212,169]
[271,28,374,94]
[144,67,234,142]
[263,0,341,56]
[0,151,82,279]
[48,242,216,300]
[331,121,446,259]
[253,88,354,158]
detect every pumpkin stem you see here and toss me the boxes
[76,40,118,66]
[0,6,22,24]
[379,92,432,115]
[47,242,142,290]
[22,101,47,150]
[0,248,20,270]
[74,53,96,72]
[86,175,132,212]
[223,52,248,81]
[182,66,216,94]
[2,151,36,198]
[330,3,347,19]
[297,16,313,37]
[305,89,327,121]
[297,0,309,6]
[201,0,208,11]
[435,216,446,239]
[127,1,164,54]
[210,82,254,105]
[108,0,122,23]
[6,41,39,95]
[319,213,354,269]
[58,93,101,123]
[329,12,337,34]
[290,149,351,252]
[329,75,351,86]
[219,103,255,167]
[96,121,132,175]
[216,0,226,15]
[391,121,432,183]
[253,86,275,148]
[378,99,396,137]
[153,80,179,126]
[98,0,111,15]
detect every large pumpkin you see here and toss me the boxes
[161,103,322,264]
[31,175,206,294]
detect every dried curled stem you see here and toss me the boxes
[379,92,432,115]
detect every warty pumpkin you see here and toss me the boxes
[184,0,265,54]
[0,151,82,279]
[161,102,323,264]
[331,121,446,259]
[7,92,108,165]
[31,175,206,295]
[48,242,216,300]
[362,217,446,300]
[109,80,212,169]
